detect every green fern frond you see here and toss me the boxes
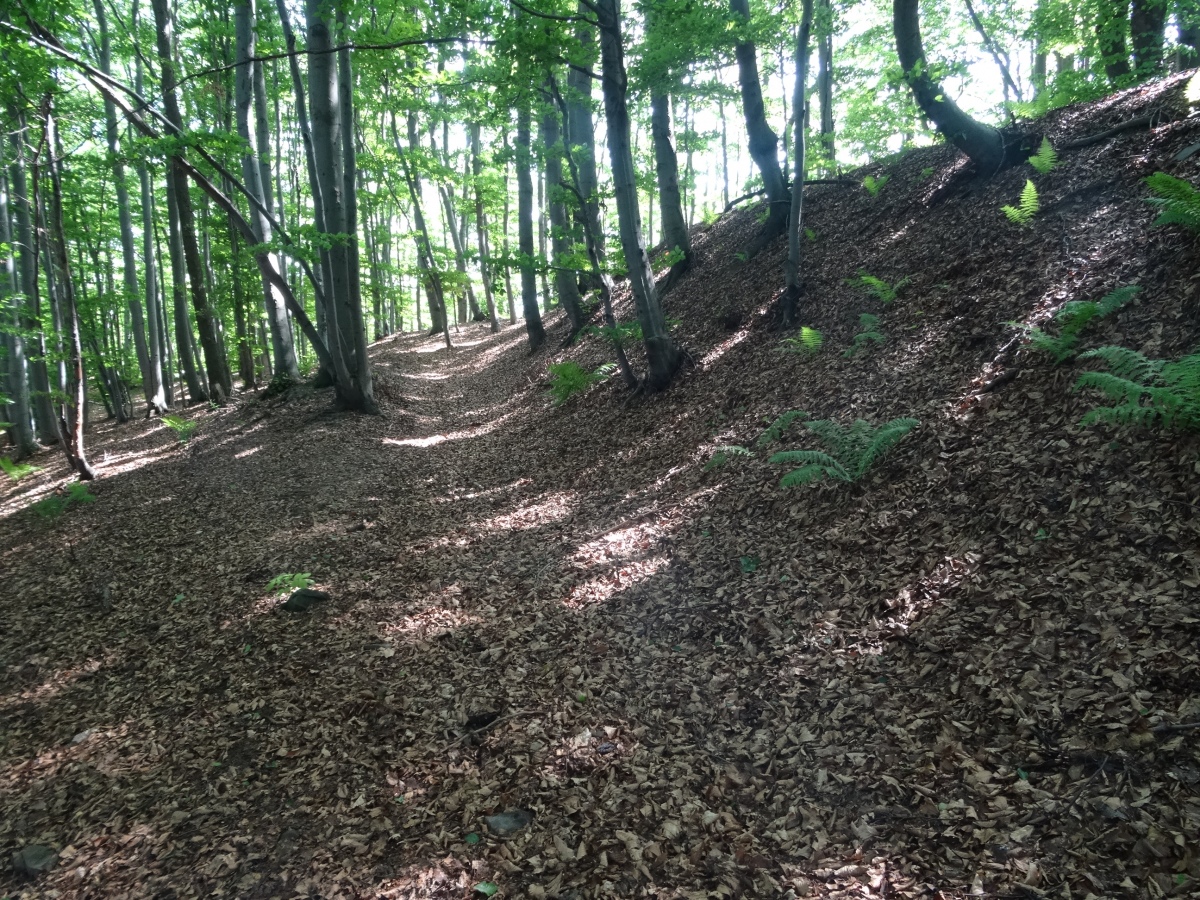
[1145,172,1200,232]
[852,272,908,304]
[769,450,852,485]
[1,457,41,481]
[1094,285,1140,318]
[1002,179,1039,226]
[1028,137,1058,174]
[770,417,918,486]
[1076,347,1200,431]
[844,313,886,358]
[757,410,809,447]
[780,328,823,355]
[705,445,753,470]
[1077,346,1162,382]
[863,174,890,197]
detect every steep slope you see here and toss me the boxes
[2,75,1199,899]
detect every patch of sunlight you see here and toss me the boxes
[399,370,451,380]
[383,410,519,449]
[434,477,533,504]
[382,605,482,643]
[700,322,753,367]
[0,655,110,712]
[565,554,670,609]
[376,861,472,899]
[479,491,576,532]
[873,553,982,643]
[540,723,633,781]
[234,445,261,459]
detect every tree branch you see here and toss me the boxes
[509,0,598,26]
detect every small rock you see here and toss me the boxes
[12,844,57,877]
[282,589,330,612]
[484,809,534,835]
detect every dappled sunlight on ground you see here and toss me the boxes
[0,656,110,713]
[476,491,577,533]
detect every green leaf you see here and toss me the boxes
[465,833,482,846]
[1028,137,1057,174]
[1002,180,1039,226]
[739,555,759,573]
[473,882,499,897]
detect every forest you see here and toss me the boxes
[3,0,1200,895]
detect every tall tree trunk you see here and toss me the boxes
[650,89,692,288]
[1095,0,1133,84]
[150,0,232,401]
[1130,0,1166,76]
[816,0,835,172]
[718,98,729,209]
[503,149,517,325]
[516,105,545,350]
[567,17,606,293]
[164,165,208,402]
[431,128,483,324]
[894,0,1010,175]
[597,0,683,391]
[782,0,814,327]
[540,99,586,336]
[45,112,95,479]
[537,162,552,313]
[0,142,36,457]
[471,123,502,332]
[93,0,157,414]
[730,0,789,244]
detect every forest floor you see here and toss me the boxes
[4,75,1200,900]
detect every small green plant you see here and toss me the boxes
[701,207,720,227]
[844,313,886,357]
[1002,179,1039,226]
[1075,346,1200,432]
[1,457,40,481]
[779,327,823,355]
[1027,137,1058,174]
[33,482,95,521]
[804,227,817,241]
[1015,285,1139,364]
[162,415,199,443]
[769,416,919,486]
[266,572,314,595]
[705,445,752,470]
[852,271,910,304]
[920,166,935,180]
[546,361,613,405]
[585,321,642,348]
[863,174,889,197]
[1145,172,1200,232]
[757,410,809,446]
[734,251,748,263]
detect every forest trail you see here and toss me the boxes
[5,75,1200,899]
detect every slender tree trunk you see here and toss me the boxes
[1130,0,1166,76]
[503,149,517,325]
[471,123,502,332]
[134,52,169,412]
[650,89,692,288]
[540,99,586,335]
[567,18,606,293]
[537,162,552,313]
[783,0,814,327]
[45,112,95,479]
[894,0,1010,175]
[163,165,208,402]
[0,142,36,457]
[516,106,545,350]
[597,0,683,391]
[719,98,729,209]
[1095,0,1133,84]
[731,0,789,243]
[816,0,835,172]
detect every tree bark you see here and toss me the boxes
[517,105,545,350]
[1130,0,1166,77]
[650,89,692,288]
[470,123,502,332]
[597,0,683,391]
[0,140,37,456]
[540,99,586,335]
[1095,0,1133,84]
[567,17,606,294]
[730,0,789,241]
[894,0,1009,175]
[783,0,814,327]
[816,0,835,172]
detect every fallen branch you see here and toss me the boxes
[1061,114,1157,150]
[724,179,856,212]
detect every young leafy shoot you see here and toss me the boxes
[780,327,824,355]
[1002,179,1039,226]
[863,174,890,197]
[852,271,910,304]
[844,313,886,358]
[162,415,199,443]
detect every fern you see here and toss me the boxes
[770,416,919,486]
[1016,285,1139,364]
[863,174,890,197]
[1,457,41,481]
[547,361,612,405]
[1075,346,1200,431]
[1002,179,1039,226]
[705,445,752,470]
[844,313,886,357]
[1145,172,1200,232]
[161,415,198,443]
[852,271,910,304]
[779,327,823,355]
[1028,137,1058,174]
[756,410,809,447]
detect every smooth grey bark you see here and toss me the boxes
[816,0,835,171]
[537,163,551,313]
[236,0,300,382]
[134,48,169,412]
[782,0,814,327]
[650,90,692,287]
[894,0,1009,175]
[503,149,517,325]
[730,0,789,241]
[431,127,483,323]
[1130,0,1167,76]
[150,0,232,401]
[164,165,208,402]
[336,6,374,409]
[566,17,606,292]
[8,116,57,443]
[540,100,586,335]
[516,105,545,350]
[45,113,95,479]
[470,123,501,332]
[0,158,35,457]
[597,0,683,391]
[93,0,157,413]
